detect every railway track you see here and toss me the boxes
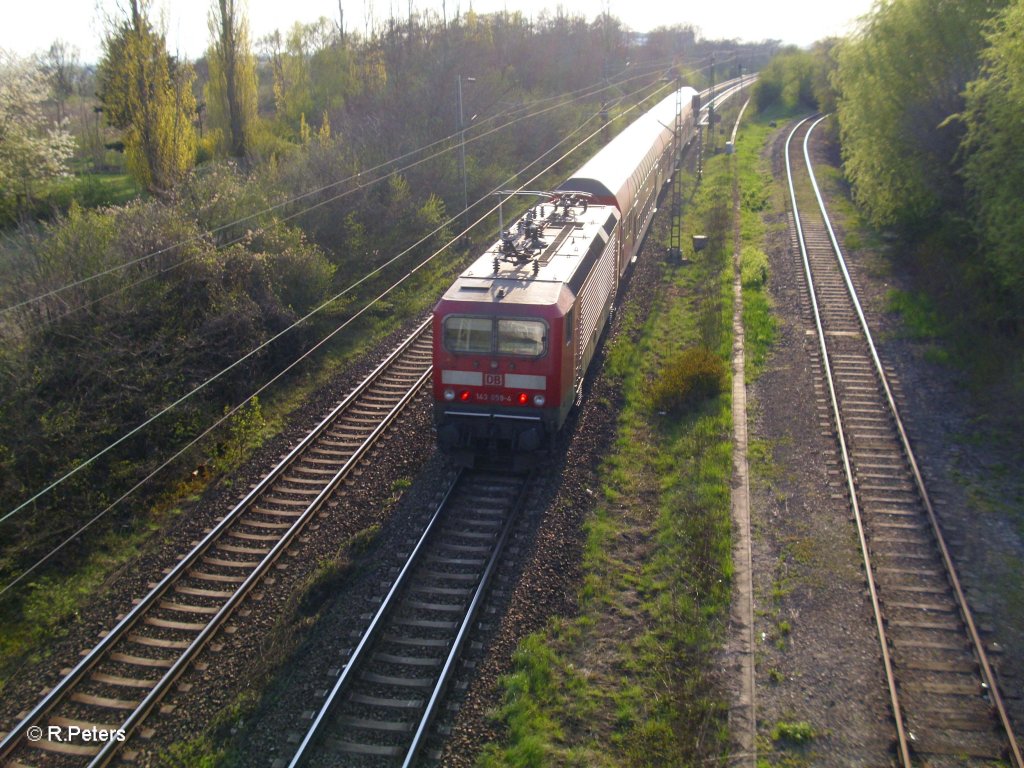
[0,319,434,768]
[285,468,529,768]
[786,115,1022,767]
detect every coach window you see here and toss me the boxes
[444,316,492,353]
[497,319,547,357]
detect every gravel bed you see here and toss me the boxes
[747,125,892,763]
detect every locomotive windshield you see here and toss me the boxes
[443,316,548,357]
[443,316,492,353]
[497,319,546,356]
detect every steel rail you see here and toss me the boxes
[800,117,1023,768]
[784,114,913,767]
[401,473,529,767]
[286,470,529,768]
[0,318,433,766]
[285,469,464,768]
[89,364,433,767]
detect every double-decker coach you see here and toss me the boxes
[433,86,699,463]
[559,85,698,271]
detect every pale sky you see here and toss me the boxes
[3,0,875,64]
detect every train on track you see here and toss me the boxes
[433,85,700,464]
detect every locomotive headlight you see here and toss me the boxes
[443,388,455,401]
[459,390,471,402]
[517,392,528,405]
[533,394,546,407]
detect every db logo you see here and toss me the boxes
[484,373,503,386]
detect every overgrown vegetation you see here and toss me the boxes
[959,0,1024,318]
[732,116,779,380]
[833,0,999,229]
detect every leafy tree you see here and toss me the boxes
[0,50,75,217]
[310,35,360,115]
[959,0,1024,313]
[42,40,80,124]
[640,24,698,65]
[98,0,197,192]
[206,0,259,159]
[753,47,818,112]
[809,38,841,114]
[259,28,287,114]
[832,0,1008,228]
[272,23,316,135]
[754,41,839,114]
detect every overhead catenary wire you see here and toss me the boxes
[9,72,671,335]
[0,80,678,595]
[0,60,677,322]
[0,76,666,533]
[0,75,678,527]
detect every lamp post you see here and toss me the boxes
[708,54,715,154]
[93,105,104,166]
[457,75,476,241]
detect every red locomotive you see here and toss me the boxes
[433,86,699,462]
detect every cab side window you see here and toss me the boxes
[496,319,547,357]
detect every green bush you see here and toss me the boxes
[771,720,817,744]
[741,246,769,288]
[649,347,727,415]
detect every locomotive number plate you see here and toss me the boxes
[484,373,504,386]
[475,392,514,403]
